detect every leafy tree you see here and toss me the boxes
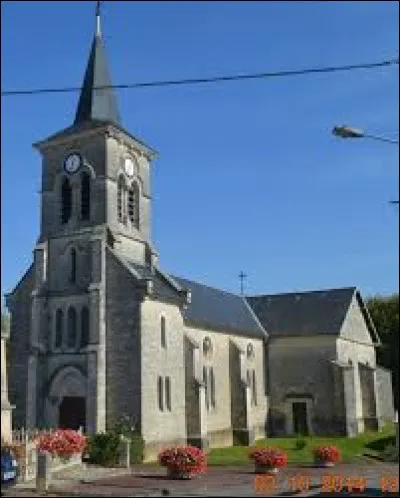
[367,294,399,409]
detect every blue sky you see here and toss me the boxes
[1,1,399,300]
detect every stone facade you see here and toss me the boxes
[5,8,395,461]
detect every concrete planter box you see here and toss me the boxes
[50,453,82,473]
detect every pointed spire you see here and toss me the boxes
[74,1,121,126]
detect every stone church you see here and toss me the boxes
[6,8,394,459]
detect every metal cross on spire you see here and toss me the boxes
[95,1,102,36]
[238,271,247,296]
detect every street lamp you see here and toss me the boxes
[332,125,399,205]
[332,125,399,145]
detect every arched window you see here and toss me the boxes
[161,316,166,348]
[67,307,77,349]
[70,248,77,284]
[55,309,63,349]
[117,175,126,224]
[61,177,72,224]
[158,376,164,411]
[80,306,90,347]
[128,182,140,229]
[210,367,216,408]
[165,377,171,411]
[81,172,90,220]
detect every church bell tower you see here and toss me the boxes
[19,2,158,432]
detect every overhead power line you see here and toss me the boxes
[1,57,398,97]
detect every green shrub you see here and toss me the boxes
[294,438,307,450]
[87,432,120,466]
[87,416,145,466]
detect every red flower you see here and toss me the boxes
[37,430,86,458]
[158,446,207,474]
[313,445,341,463]
[249,447,288,468]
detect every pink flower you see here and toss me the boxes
[249,447,288,468]
[313,445,341,463]
[158,446,207,474]
[37,430,86,458]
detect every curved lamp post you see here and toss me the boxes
[332,125,399,205]
[332,125,399,145]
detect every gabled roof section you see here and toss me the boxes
[353,290,381,345]
[74,6,120,126]
[114,253,266,338]
[173,276,266,338]
[247,287,357,337]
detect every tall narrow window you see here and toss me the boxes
[161,316,166,348]
[210,367,216,408]
[117,176,126,224]
[203,366,209,410]
[252,369,257,406]
[80,306,90,347]
[61,178,72,224]
[81,172,91,220]
[55,309,63,349]
[67,307,77,349]
[70,248,77,284]
[165,377,171,411]
[158,376,164,411]
[128,182,139,229]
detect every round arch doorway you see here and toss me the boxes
[45,366,88,432]
[59,396,86,431]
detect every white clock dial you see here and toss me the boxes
[124,157,136,178]
[64,153,82,174]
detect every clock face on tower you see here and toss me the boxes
[124,157,136,178]
[64,153,82,174]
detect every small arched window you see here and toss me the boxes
[158,376,164,411]
[161,316,166,348]
[70,248,77,284]
[61,177,72,224]
[165,377,171,411]
[81,172,91,220]
[128,182,140,229]
[80,306,90,347]
[55,309,63,349]
[67,307,77,349]
[117,175,126,224]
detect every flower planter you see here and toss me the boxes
[254,464,279,475]
[50,452,82,473]
[249,447,287,475]
[312,446,340,468]
[159,446,206,479]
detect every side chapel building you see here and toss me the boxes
[6,7,394,460]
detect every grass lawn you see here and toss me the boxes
[207,424,397,466]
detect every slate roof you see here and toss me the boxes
[122,258,266,338]
[246,287,357,337]
[171,276,266,338]
[124,260,184,305]
[74,28,121,125]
